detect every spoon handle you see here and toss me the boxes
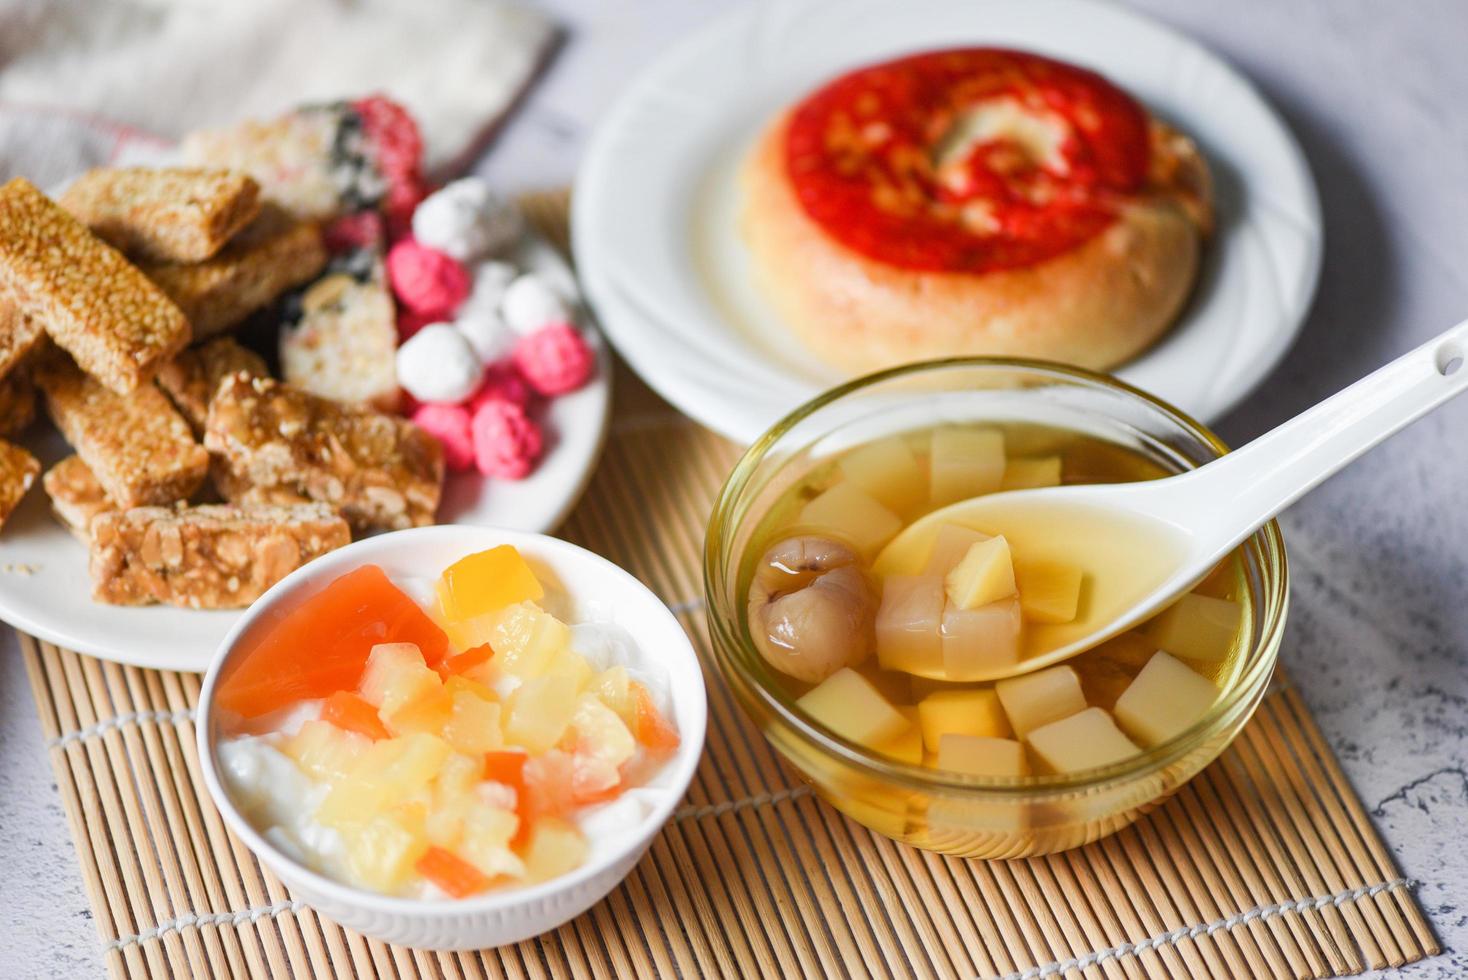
[1163,317,1468,545]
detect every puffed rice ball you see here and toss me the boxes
[455,304,515,364]
[411,178,522,262]
[395,323,483,404]
[501,273,573,336]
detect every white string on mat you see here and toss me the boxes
[674,785,812,823]
[995,877,1418,980]
[48,708,197,749]
[105,899,305,953]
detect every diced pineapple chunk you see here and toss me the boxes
[874,574,943,675]
[916,688,1010,753]
[929,427,1005,507]
[359,643,437,714]
[340,812,429,893]
[1026,707,1140,773]
[542,647,594,692]
[568,694,637,769]
[489,601,573,679]
[936,734,1028,776]
[798,482,901,559]
[945,536,1017,609]
[940,598,1021,680]
[874,706,923,765]
[317,733,452,827]
[923,523,992,576]
[436,544,544,622]
[839,436,927,516]
[796,667,911,748]
[505,674,579,754]
[444,673,497,703]
[522,816,589,884]
[435,752,484,804]
[1001,456,1062,491]
[284,719,369,782]
[1113,652,1218,747]
[1142,593,1242,662]
[1014,559,1085,624]
[382,685,452,737]
[457,802,524,879]
[590,665,634,726]
[995,665,1086,737]
[441,689,504,754]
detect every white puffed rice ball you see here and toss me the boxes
[501,272,572,336]
[411,178,522,262]
[454,304,515,364]
[459,260,518,318]
[395,323,483,403]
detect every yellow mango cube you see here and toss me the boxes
[1142,593,1242,662]
[874,574,944,675]
[839,436,927,517]
[798,482,901,559]
[995,665,1086,737]
[929,427,1006,507]
[1113,651,1218,747]
[436,544,543,623]
[916,688,1011,753]
[441,689,504,755]
[945,536,1017,609]
[1014,559,1085,624]
[936,734,1028,777]
[796,667,911,748]
[923,523,992,576]
[488,602,573,679]
[940,598,1021,680]
[522,816,589,884]
[1001,456,1062,491]
[285,719,369,782]
[505,674,579,754]
[874,706,924,765]
[1027,707,1140,773]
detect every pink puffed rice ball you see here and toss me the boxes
[471,400,542,479]
[386,238,470,319]
[513,322,595,396]
[412,404,475,472]
[468,362,533,412]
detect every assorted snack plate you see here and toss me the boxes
[575,0,1322,443]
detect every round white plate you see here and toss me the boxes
[574,0,1322,444]
[0,217,610,673]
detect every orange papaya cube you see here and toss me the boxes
[415,845,493,898]
[321,691,390,741]
[631,681,680,752]
[436,545,544,623]
[215,565,449,718]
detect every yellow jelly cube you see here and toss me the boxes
[441,689,504,755]
[940,598,1022,680]
[995,666,1086,737]
[1027,707,1140,773]
[1014,559,1085,624]
[874,574,944,675]
[936,734,1028,777]
[874,706,923,765]
[916,688,1010,753]
[798,482,902,559]
[340,812,428,892]
[1142,593,1242,662]
[505,674,579,754]
[358,643,435,713]
[522,816,589,884]
[923,523,992,576]
[436,544,544,623]
[945,536,1017,609]
[929,427,1006,507]
[1113,651,1218,747]
[1001,456,1062,491]
[488,601,573,679]
[796,667,911,748]
[839,436,926,517]
[285,719,369,782]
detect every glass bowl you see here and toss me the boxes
[703,359,1288,858]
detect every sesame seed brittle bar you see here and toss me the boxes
[60,167,262,264]
[0,438,39,530]
[42,453,113,542]
[155,336,268,436]
[0,299,44,381]
[142,206,327,340]
[205,373,442,533]
[0,178,189,394]
[36,353,208,508]
[89,502,350,608]
[0,369,35,438]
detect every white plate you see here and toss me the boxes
[0,207,610,673]
[574,0,1322,443]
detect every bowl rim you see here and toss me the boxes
[703,355,1288,796]
[197,524,709,917]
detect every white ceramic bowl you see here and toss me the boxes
[196,525,707,950]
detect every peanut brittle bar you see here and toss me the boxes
[205,373,442,532]
[89,502,350,608]
[36,353,208,508]
[279,250,399,411]
[142,206,327,339]
[156,336,268,436]
[60,167,261,264]
[0,438,39,530]
[0,178,189,393]
[0,299,44,381]
[42,454,113,541]
[0,370,35,438]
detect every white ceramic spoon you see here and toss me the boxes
[873,318,1468,680]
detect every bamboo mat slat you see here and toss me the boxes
[13,191,1441,980]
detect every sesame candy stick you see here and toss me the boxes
[60,167,261,264]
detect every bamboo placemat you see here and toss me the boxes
[16,192,1441,980]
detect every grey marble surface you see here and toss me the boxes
[3,1,1466,976]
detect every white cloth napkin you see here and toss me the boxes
[0,0,557,186]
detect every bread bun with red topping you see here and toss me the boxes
[742,48,1211,373]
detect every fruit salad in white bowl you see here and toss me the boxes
[197,525,706,950]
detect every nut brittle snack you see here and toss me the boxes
[155,336,268,436]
